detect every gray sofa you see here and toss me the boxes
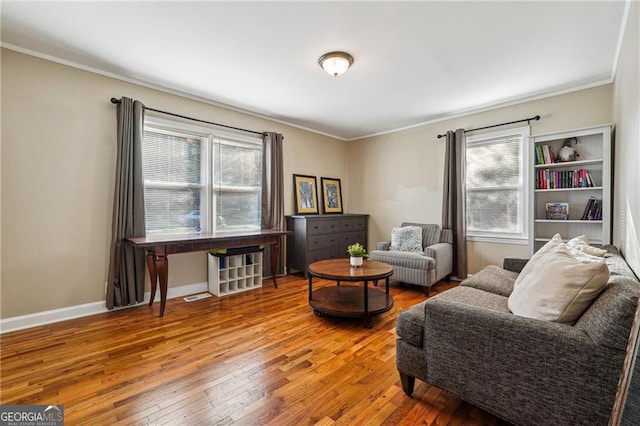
[369,223,453,295]
[396,245,640,426]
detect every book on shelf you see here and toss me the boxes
[546,202,569,220]
[581,197,602,220]
[585,170,594,187]
[535,145,542,165]
[535,168,596,190]
[535,145,556,165]
[544,145,553,164]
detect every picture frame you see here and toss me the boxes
[293,174,319,215]
[320,177,343,214]
[546,202,569,220]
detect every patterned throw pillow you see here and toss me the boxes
[390,226,423,253]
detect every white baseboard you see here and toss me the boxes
[0,281,208,334]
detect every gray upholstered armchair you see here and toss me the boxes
[368,223,453,295]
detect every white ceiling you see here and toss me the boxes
[0,1,629,140]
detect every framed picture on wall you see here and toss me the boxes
[321,177,343,214]
[293,174,319,214]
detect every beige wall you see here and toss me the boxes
[3,14,637,320]
[612,0,640,277]
[348,84,613,273]
[0,49,347,318]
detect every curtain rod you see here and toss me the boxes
[437,115,541,138]
[110,98,266,136]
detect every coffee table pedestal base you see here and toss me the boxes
[310,285,393,328]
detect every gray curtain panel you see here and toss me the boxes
[261,132,285,276]
[442,129,468,280]
[106,97,147,309]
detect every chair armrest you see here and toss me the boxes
[503,257,529,273]
[424,242,451,259]
[426,242,452,281]
[376,241,391,251]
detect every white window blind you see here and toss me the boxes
[142,129,204,234]
[142,120,262,235]
[466,126,529,242]
[213,140,262,229]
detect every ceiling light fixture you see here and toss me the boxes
[318,51,354,77]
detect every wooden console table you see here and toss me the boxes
[126,229,290,317]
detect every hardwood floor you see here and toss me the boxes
[1,275,511,425]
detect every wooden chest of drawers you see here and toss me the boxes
[286,214,368,277]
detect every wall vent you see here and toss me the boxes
[183,293,212,302]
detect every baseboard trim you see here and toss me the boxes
[0,282,208,334]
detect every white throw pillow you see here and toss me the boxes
[513,233,564,288]
[567,235,608,257]
[390,226,423,253]
[508,242,609,324]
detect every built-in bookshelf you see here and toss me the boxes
[529,124,611,254]
[208,250,263,296]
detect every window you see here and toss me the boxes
[142,119,262,235]
[465,126,529,243]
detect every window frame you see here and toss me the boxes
[142,116,262,236]
[465,125,530,244]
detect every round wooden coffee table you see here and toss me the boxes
[308,259,394,328]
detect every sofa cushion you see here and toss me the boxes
[429,286,510,313]
[460,265,519,297]
[368,250,435,270]
[390,226,423,252]
[508,243,610,324]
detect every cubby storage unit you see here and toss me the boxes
[529,124,611,254]
[208,249,263,296]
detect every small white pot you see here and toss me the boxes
[350,256,363,267]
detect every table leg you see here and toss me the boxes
[385,277,390,294]
[364,280,372,328]
[271,241,280,288]
[156,254,168,317]
[146,249,168,318]
[146,250,158,306]
[308,275,313,301]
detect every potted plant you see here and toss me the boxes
[347,242,368,267]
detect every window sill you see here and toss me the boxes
[467,235,528,245]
